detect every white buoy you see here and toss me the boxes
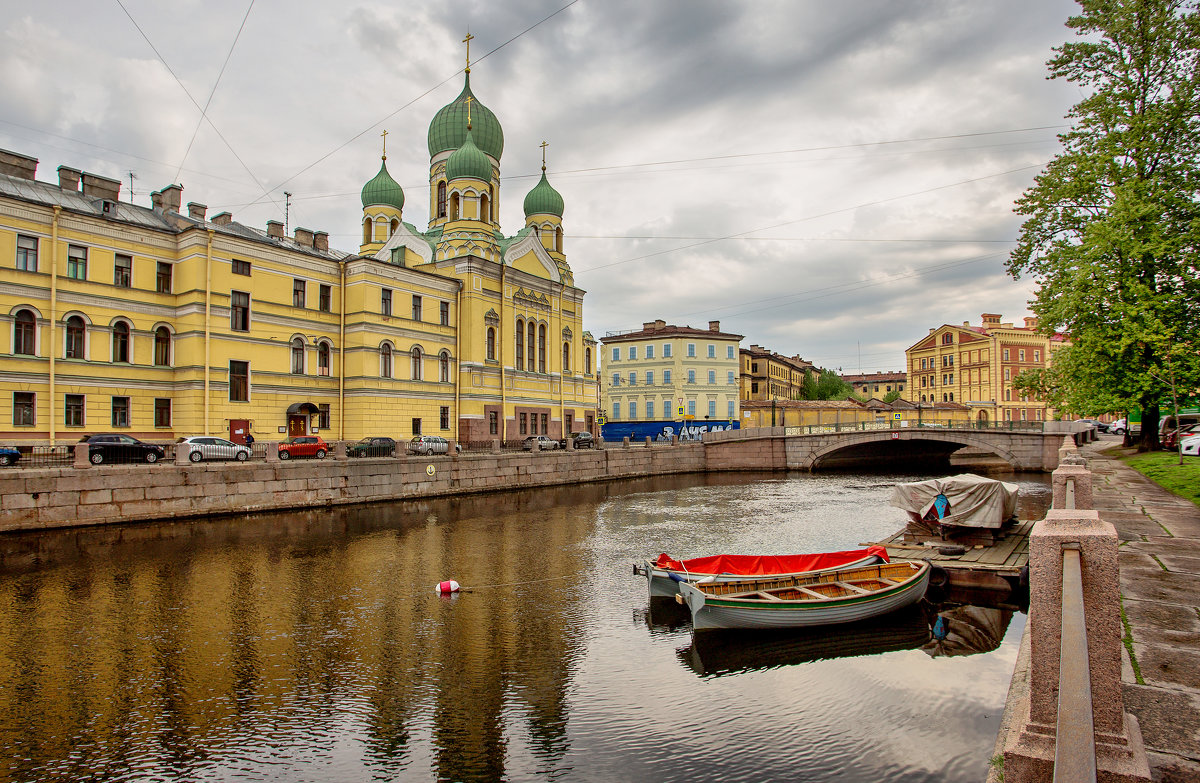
[435,579,461,594]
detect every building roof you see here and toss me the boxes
[841,371,907,384]
[445,127,493,182]
[740,399,865,410]
[523,170,564,217]
[741,344,814,372]
[427,73,504,160]
[602,319,743,343]
[361,158,405,210]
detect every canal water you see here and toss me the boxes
[0,470,1051,783]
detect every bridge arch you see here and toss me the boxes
[802,429,1023,471]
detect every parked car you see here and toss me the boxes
[1077,419,1107,433]
[278,435,328,460]
[407,435,460,455]
[1109,418,1139,435]
[1164,423,1200,451]
[560,431,595,450]
[348,436,397,457]
[523,435,560,451]
[1182,436,1200,457]
[0,446,20,466]
[80,434,165,464]
[179,436,250,462]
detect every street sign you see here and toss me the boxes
[893,413,902,420]
[677,406,685,416]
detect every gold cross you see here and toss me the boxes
[540,140,548,170]
[463,32,474,73]
[380,129,388,160]
[464,95,473,129]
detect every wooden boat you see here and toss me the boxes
[634,546,889,598]
[676,560,931,631]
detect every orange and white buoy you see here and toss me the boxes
[435,579,461,594]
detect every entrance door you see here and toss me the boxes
[288,416,307,436]
[230,419,250,445]
[977,410,989,425]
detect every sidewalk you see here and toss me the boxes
[1083,440,1200,781]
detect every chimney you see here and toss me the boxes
[929,328,936,335]
[963,321,970,326]
[708,320,720,332]
[266,220,284,239]
[187,202,207,221]
[643,321,656,331]
[655,319,666,329]
[0,149,38,180]
[150,191,163,211]
[211,211,232,226]
[81,172,121,201]
[58,166,82,192]
[981,313,1001,325]
[294,227,314,247]
[160,184,183,213]
[313,231,329,252]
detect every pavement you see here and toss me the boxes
[1083,439,1200,782]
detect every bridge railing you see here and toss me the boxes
[780,419,1044,436]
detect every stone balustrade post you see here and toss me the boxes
[671,435,678,446]
[73,442,90,468]
[645,436,652,447]
[492,439,501,454]
[565,436,574,451]
[334,441,348,460]
[1052,463,1093,510]
[622,437,630,448]
[265,442,279,463]
[175,443,193,466]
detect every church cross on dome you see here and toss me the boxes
[540,140,548,171]
[463,32,473,74]
[380,129,388,161]
[465,95,473,130]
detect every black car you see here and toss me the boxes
[80,434,165,464]
[560,431,595,449]
[348,436,397,457]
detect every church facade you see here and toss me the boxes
[0,67,598,447]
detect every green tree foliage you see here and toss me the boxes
[1007,0,1200,451]
[882,389,904,404]
[798,369,859,401]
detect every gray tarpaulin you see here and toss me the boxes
[889,473,1019,530]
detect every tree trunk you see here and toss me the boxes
[1137,400,1161,452]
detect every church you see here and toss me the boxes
[0,58,598,446]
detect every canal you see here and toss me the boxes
[0,470,1051,783]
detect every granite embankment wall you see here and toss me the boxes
[0,444,710,532]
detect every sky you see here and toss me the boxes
[0,0,1086,373]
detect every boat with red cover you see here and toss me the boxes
[634,546,890,598]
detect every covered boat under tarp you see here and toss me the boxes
[889,473,1019,531]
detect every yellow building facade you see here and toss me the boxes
[0,67,598,446]
[905,313,1063,424]
[738,345,814,401]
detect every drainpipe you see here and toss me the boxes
[500,264,507,440]
[338,259,346,441]
[557,282,565,436]
[204,230,213,435]
[49,206,61,446]
[453,280,461,443]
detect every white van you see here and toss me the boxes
[1160,413,1200,436]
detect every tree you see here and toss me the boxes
[798,368,859,401]
[882,389,903,404]
[1007,0,1200,451]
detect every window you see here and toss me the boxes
[646,400,655,418]
[67,245,87,280]
[687,370,696,384]
[646,345,654,359]
[13,392,34,426]
[520,412,528,434]
[708,400,716,418]
[707,344,715,358]
[154,398,171,427]
[611,403,620,420]
[318,342,330,376]
[412,418,422,436]
[1034,350,1041,362]
[232,258,251,276]
[380,344,393,378]
[412,295,422,321]
[726,346,734,359]
[291,338,305,374]
[1003,348,1010,361]
[612,373,620,386]
[942,333,953,344]
[611,347,620,362]
[752,381,759,393]
[687,343,695,358]
[584,347,591,374]
[65,394,85,427]
[440,301,450,326]
[319,284,332,312]
[1004,367,1011,381]
[16,235,37,272]
[1019,349,1026,362]
[10,309,36,356]
[111,322,130,363]
[381,288,392,316]
[154,326,171,366]
[538,324,546,373]
[728,371,735,384]
[486,327,496,361]
[646,371,654,385]
[516,320,526,368]
[563,342,571,372]
[440,406,450,429]
[687,400,696,416]
[629,401,637,419]
[111,396,130,428]
[628,372,637,386]
[948,373,954,384]
[229,361,249,401]
[949,392,955,401]
[411,346,423,380]
[114,254,132,287]
[527,322,536,372]
[156,262,172,293]
[231,291,250,331]
[437,181,447,217]
[663,344,672,358]
[440,351,451,382]
[663,370,672,384]
[728,400,735,418]
[293,279,306,308]
[708,370,716,384]
[489,411,498,435]
[628,346,637,360]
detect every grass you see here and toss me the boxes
[1119,597,1144,685]
[1121,450,1200,507]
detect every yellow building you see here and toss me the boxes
[739,345,814,401]
[840,371,907,399]
[0,65,598,446]
[601,319,742,423]
[905,313,1064,424]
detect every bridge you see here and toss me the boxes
[703,422,1083,472]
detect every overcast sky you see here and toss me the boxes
[1,0,1085,373]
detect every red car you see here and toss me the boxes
[278,435,328,460]
[1164,423,1200,451]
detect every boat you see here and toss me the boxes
[889,473,1018,537]
[676,560,931,631]
[634,546,890,598]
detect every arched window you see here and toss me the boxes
[527,321,536,372]
[440,351,450,382]
[154,326,171,366]
[555,226,563,253]
[66,316,86,359]
[450,193,460,221]
[362,218,371,244]
[14,309,36,356]
[437,181,447,218]
[411,346,423,380]
[112,321,130,363]
[374,216,387,242]
[291,337,305,374]
[318,342,330,376]
[390,218,399,236]
[486,327,496,361]
[380,343,393,378]
[562,342,570,372]
[538,324,546,373]
[584,347,592,374]
[480,193,490,223]
[515,319,525,368]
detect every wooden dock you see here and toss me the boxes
[863,518,1034,590]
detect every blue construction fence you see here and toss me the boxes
[600,420,740,443]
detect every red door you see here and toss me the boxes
[288,416,307,436]
[230,419,250,445]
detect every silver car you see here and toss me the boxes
[179,436,251,462]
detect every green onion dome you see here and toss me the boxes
[361,159,405,210]
[427,73,504,161]
[445,128,492,183]
[523,170,564,218]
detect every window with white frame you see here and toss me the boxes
[628,346,636,360]
[726,345,734,359]
[291,338,305,374]
[687,343,695,357]
[707,370,715,384]
[727,371,735,384]
[611,347,619,362]
[646,371,653,385]
[687,370,696,384]
[629,401,637,419]
[707,344,715,358]
[612,373,620,386]
[663,344,672,358]
[663,370,672,384]
[645,345,654,359]
[727,400,735,418]
[16,235,37,272]
[687,400,696,416]
[628,372,636,386]
[613,402,620,419]
[708,400,716,417]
